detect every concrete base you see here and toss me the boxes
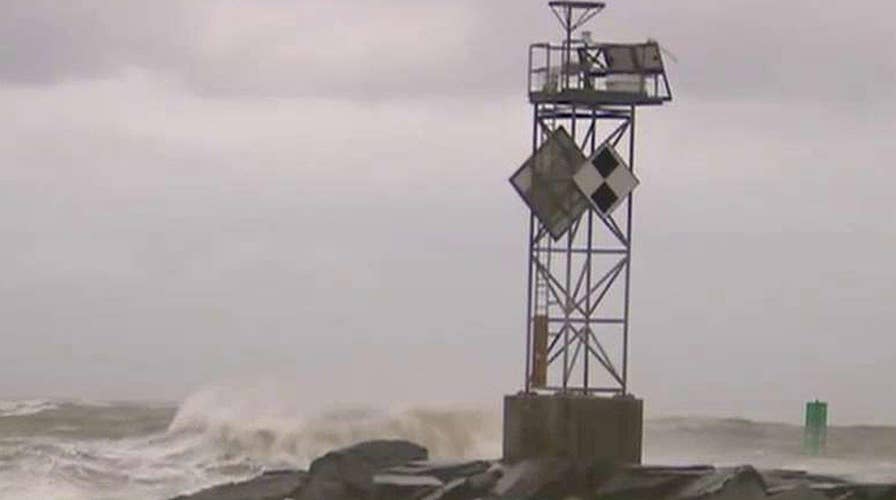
[502,393,643,464]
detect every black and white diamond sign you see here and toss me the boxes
[573,143,639,215]
[509,127,590,240]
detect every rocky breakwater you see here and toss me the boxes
[172,440,896,500]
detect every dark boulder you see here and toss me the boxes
[372,473,443,499]
[299,439,428,500]
[170,470,308,500]
[437,465,504,500]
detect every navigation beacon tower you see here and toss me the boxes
[505,1,672,463]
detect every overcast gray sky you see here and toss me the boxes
[1,0,895,424]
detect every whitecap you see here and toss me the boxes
[0,400,59,418]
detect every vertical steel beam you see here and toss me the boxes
[621,105,636,394]
[524,104,539,394]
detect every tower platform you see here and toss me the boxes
[503,393,643,463]
[529,88,667,106]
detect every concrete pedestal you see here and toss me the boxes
[502,393,643,463]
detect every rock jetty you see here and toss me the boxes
[171,439,896,500]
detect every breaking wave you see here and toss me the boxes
[0,390,501,499]
[166,387,502,468]
[0,399,59,418]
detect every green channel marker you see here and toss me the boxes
[804,400,828,455]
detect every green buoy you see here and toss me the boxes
[803,400,828,455]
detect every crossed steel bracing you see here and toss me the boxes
[524,103,637,396]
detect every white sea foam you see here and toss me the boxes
[0,399,59,417]
[167,386,502,468]
[0,387,502,499]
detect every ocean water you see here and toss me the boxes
[0,391,500,500]
[1,393,895,499]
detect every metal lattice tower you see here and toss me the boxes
[510,1,672,396]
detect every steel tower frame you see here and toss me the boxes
[521,1,671,395]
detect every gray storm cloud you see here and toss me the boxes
[0,0,894,423]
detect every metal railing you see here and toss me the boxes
[528,41,673,103]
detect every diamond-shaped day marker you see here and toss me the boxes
[510,127,590,240]
[573,142,639,216]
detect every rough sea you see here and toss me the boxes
[1,393,895,499]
